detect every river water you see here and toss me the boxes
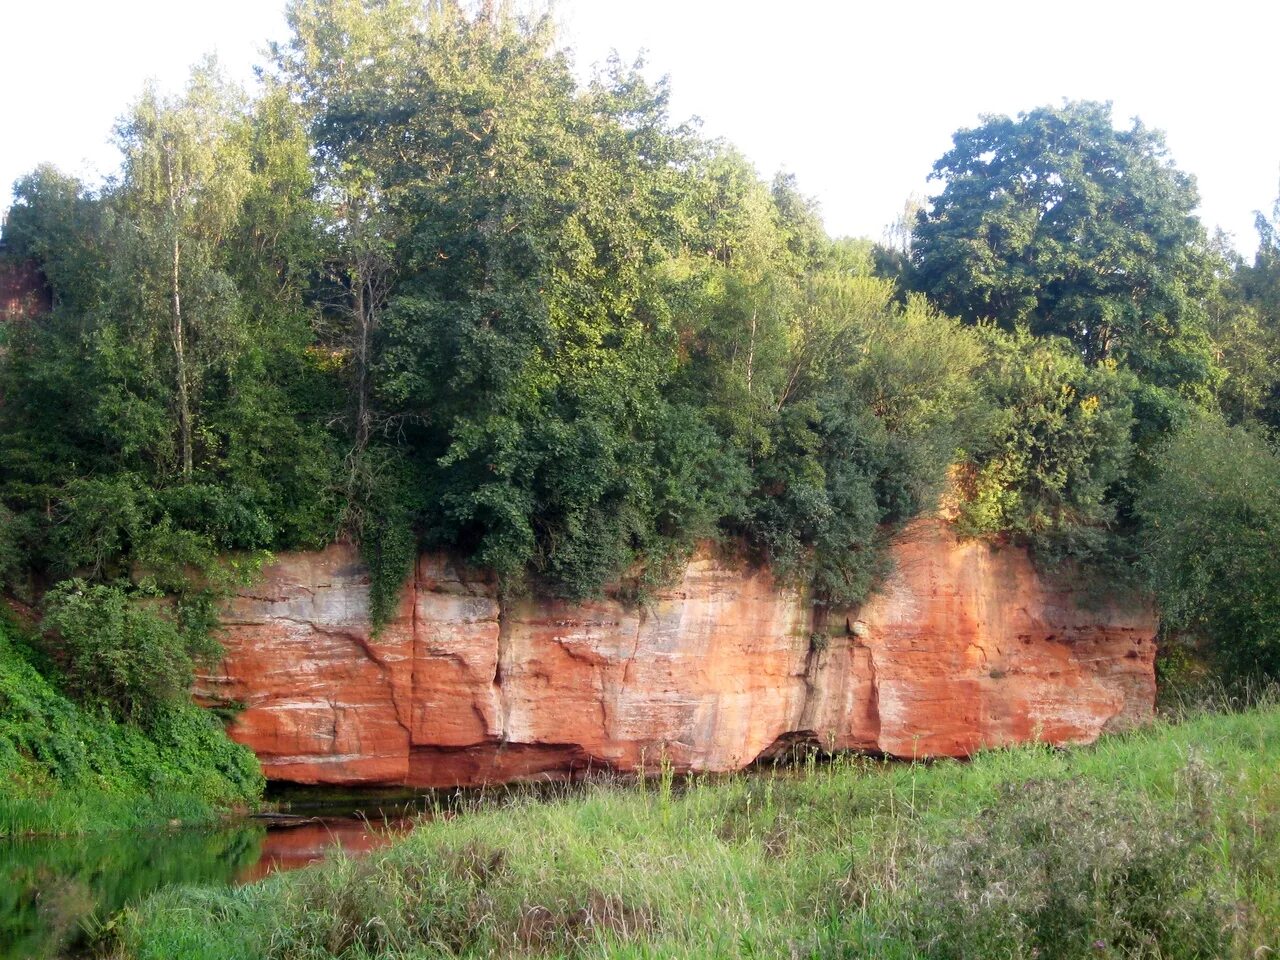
[0,792,427,959]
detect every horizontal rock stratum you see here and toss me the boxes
[198,520,1156,787]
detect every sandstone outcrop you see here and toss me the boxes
[198,520,1156,786]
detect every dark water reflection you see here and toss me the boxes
[237,814,411,883]
[0,797,417,959]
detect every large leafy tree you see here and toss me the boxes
[272,0,426,461]
[112,60,254,480]
[912,101,1218,397]
[274,1,724,604]
[1217,191,1280,429]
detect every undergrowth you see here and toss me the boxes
[113,704,1280,959]
[0,617,263,837]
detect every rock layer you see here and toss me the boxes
[199,520,1156,786]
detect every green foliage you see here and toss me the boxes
[956,326,1136,564]
[1137,417,1280,681]
[0,505,23,592]
[1213,195,1280,430]
[736,283,987,604]
[276,4,705,600]
[913,100,1220,397]
[0,617,262,837]
[346,448,419,630]
[1240,191,1280,325]
[40,580,218,722]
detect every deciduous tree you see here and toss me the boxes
[912,101,1218,398]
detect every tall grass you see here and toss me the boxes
[114,705,1280,959]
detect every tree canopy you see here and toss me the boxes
[912,101,1219,397]
[3,7,1280,692]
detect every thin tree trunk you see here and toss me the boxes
[167,148,193,478]
[354,262,371,452]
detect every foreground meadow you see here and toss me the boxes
[113,704,1280,959]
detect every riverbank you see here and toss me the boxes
[115,703,1280,959]
[0,618,263,838]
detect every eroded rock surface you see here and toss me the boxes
[199,521,1156,786]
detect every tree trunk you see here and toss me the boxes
[354,260,371,452]
[167,148,193,478]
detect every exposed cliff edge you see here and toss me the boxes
[197,520,1156,787]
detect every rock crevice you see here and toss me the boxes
[198,520,1157,787]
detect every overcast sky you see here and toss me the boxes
[3,0,1278,253]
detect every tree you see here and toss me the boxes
[271,0,450,620]
[1241,186,1280,311]
[113,60,254,479]
[1,61,337,618]
[271,0,425,461]
[1220,188,1280,429]
[1202,231,1280,428]
[273,2,724,605]
[912,101,1218,397]
[378,18,703,598]
[0,168,113,515]
[1137,417,1280,681]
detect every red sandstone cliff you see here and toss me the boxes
[199,520,1156,787]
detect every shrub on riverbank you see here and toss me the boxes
[0,617,263,837]
[115,704,1280,959]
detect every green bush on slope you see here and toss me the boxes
[0,617,263,837]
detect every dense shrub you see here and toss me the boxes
[899,777,1230,960]
[0,617,262,836]
[955,327,1136,565]
[1138,416,1280,681]
[40,580,219,722]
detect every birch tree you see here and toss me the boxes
[114,59,252,479]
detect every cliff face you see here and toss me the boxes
[199,520,1156,787]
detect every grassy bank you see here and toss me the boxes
[115,706,1280,959]
[0,618,263,837]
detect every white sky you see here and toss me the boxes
[2,0,1278,253]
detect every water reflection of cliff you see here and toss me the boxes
[235,817,410,884]
[0,816,409,958]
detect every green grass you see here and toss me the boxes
[114,705,1280,959]
[0,617,263,837]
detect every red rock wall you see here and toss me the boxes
[199,520,1156,786]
